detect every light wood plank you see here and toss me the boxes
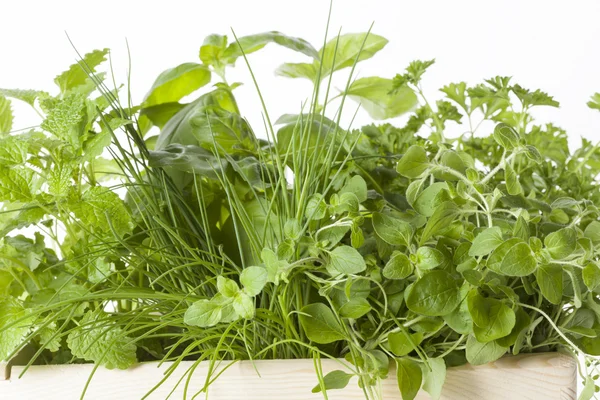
[0,353,576,399]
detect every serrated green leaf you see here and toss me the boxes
[66,311,136,370]
[0,298,33,361]
[71,186,132,237]
[55,49,109,93]
[40,92,84,147]
[184,299,222,327]
[0,95,13,133]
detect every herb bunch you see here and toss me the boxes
[1,26,600,400]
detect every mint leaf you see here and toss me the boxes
[66,311,137,370]
[0,298,32,361]
[184,299,222,327]
[54,48,109,93]
[240,266,268,296]
[41,92,84,147]
[71,187,132,237]
[0,94,12,133]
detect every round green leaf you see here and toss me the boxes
[405,270,461,316]
[383,252,413,279]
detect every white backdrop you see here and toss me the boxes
[0,0,597,395]
[2,0,600,146]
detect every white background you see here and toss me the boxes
[2,0,600,146]
[0,0,597,395]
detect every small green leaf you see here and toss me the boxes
[416,247,444,270]
[339,298,371,319]
[71,187,133,238]
[66,311,137,370]
[504,163,522,195]
[184,299,222,327]
[340,175,368,203]
[41,92,84,147]
[372,212,413,246]
[0,95,12,133]
[396,145,429,178]
[544,228,577,259]
[583,263,600,292]
[584,221,600,244]
[232,293,254,319]
[405,270,461,316]
[142,63,211,107]
[420,202,460,244]
[493,123,519,149]
[217,276,240,298]
[579,376,596,400]
[299,303,346,344]
[413,182,450,217]
[0,298,33,361]
[422,358,446,400]
[199,34,228,67]
[465,335,508,365]
[469,227,503,257]
[535,264,563,304]
[468,292,516,343]
[240,266,268,296]
[54,49,109,93]
[327,245,366,276]
[311,370,353,393]
[388,331,423,356]
[383,252,413,279]
[396,358,422,400]
[488,239,537,276]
